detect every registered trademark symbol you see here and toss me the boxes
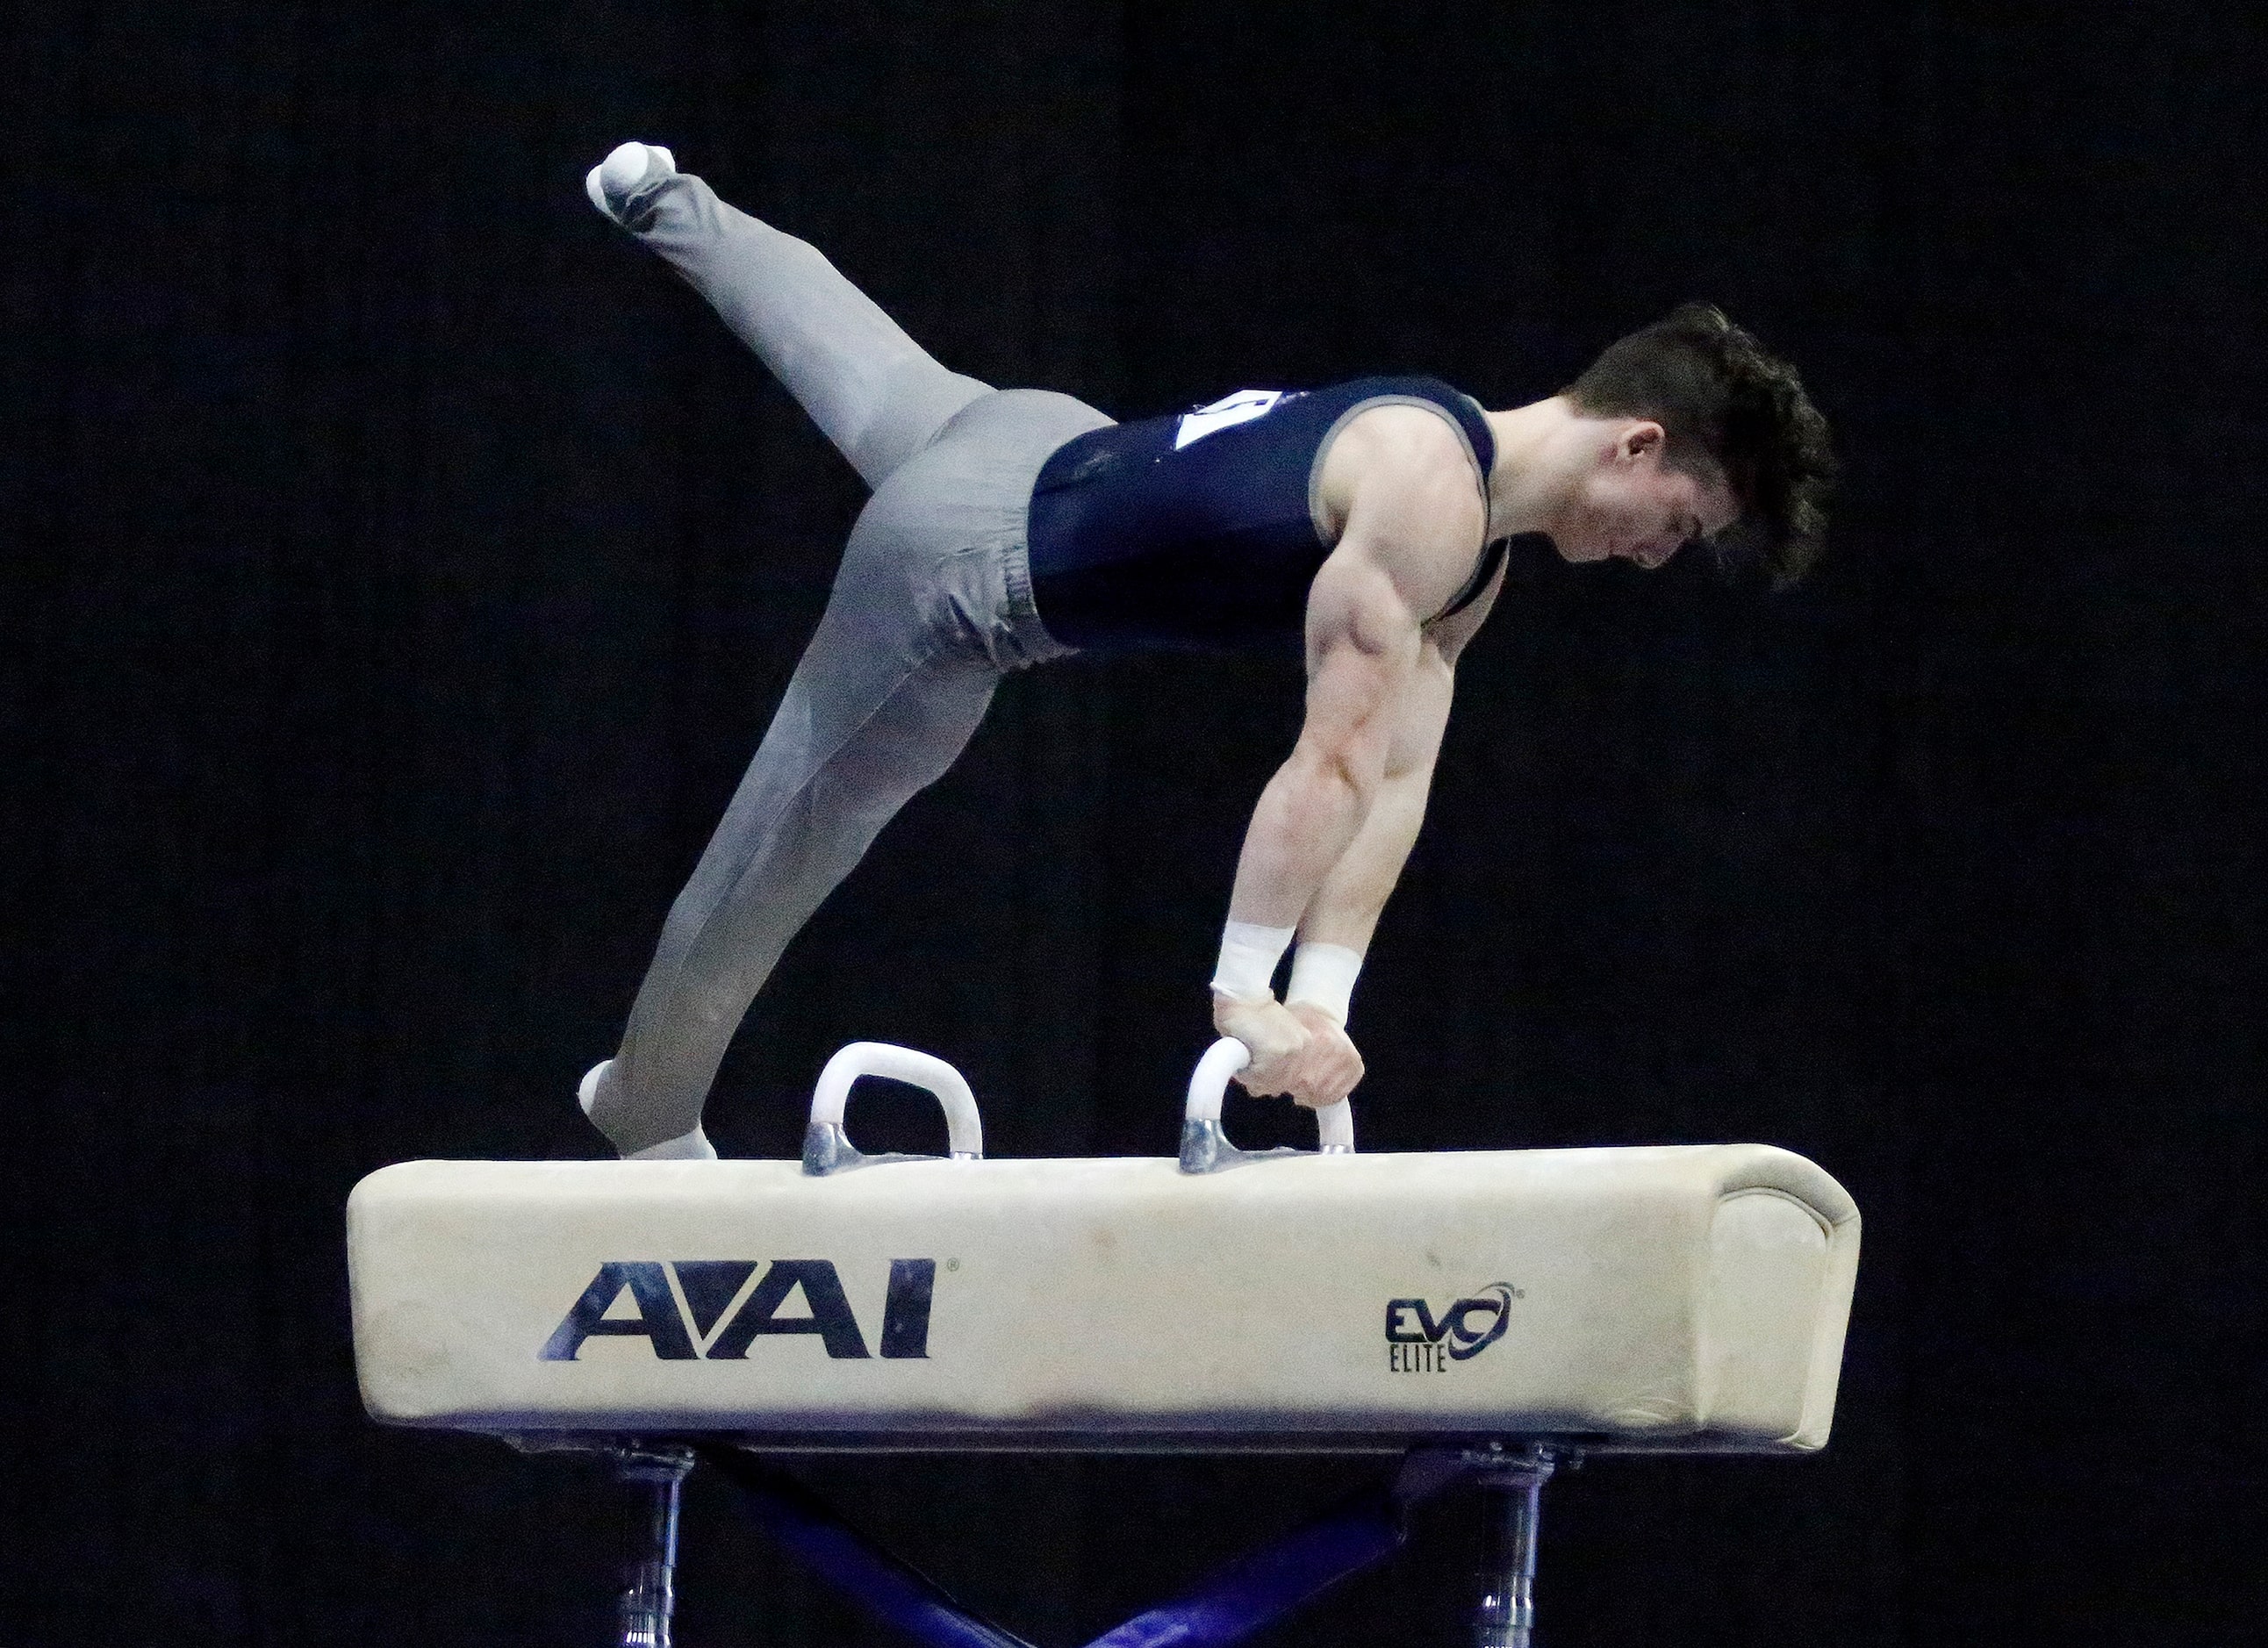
[945,1258,959,1272]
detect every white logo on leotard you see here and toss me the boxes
[1174,389,1285,450]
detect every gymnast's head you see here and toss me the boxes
[1501,303,1835,585]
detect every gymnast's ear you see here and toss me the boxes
[1617,420,1668,462]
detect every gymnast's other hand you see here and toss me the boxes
[1280,1002,1364,1108]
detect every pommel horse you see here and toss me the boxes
[348,1041,1860,1646]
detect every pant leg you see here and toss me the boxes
[588,388,1110,1156]
[588,529,1000,1156]
[620,168,989,490]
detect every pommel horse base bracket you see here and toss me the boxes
[511,1431,1579,1648]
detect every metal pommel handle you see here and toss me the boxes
[803,1042,984,1177]
[1179,1036,1355,1173]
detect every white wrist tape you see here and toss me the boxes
[1210,920,1295,1000]
[1286,942,1363,1025]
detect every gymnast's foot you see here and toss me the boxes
[578,1057,717,1160]
[584,140,678,228]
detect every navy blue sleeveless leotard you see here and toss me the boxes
[1025,375,1499,656]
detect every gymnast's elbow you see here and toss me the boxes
[1285,723,1390,818]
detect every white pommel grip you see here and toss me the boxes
[1180,1037,1355,1173]
[1183,1036,1253,1122]
[804,1042,984,1175]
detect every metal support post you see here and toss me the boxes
[611,1443,695,1648]
[1469,1444,1564,1648]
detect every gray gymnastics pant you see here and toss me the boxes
[585,167,1110,1157]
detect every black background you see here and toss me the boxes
[5,3,2262,1644]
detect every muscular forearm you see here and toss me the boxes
[1224,744,1378,929]
[1300,640,1452,952]
[1296,761,1431,954]
[1209,711,1424,1106]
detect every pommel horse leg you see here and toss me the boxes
[1467,1443,1568,1648]
[613,1444,695,1648]
[506,1439,696,1648]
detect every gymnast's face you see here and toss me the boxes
[1553,422,1739,570]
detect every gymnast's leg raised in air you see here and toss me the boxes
[577,143,1110,1158]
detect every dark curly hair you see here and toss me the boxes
[1564,303,1836,585]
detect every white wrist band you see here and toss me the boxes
[1285,942,1363,1025]
[1210,920,1295,1000]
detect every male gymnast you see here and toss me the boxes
[574,143,1834,1160]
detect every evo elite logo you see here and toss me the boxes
[541,1259,936,1362]
[1384,1281,1520,1372]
